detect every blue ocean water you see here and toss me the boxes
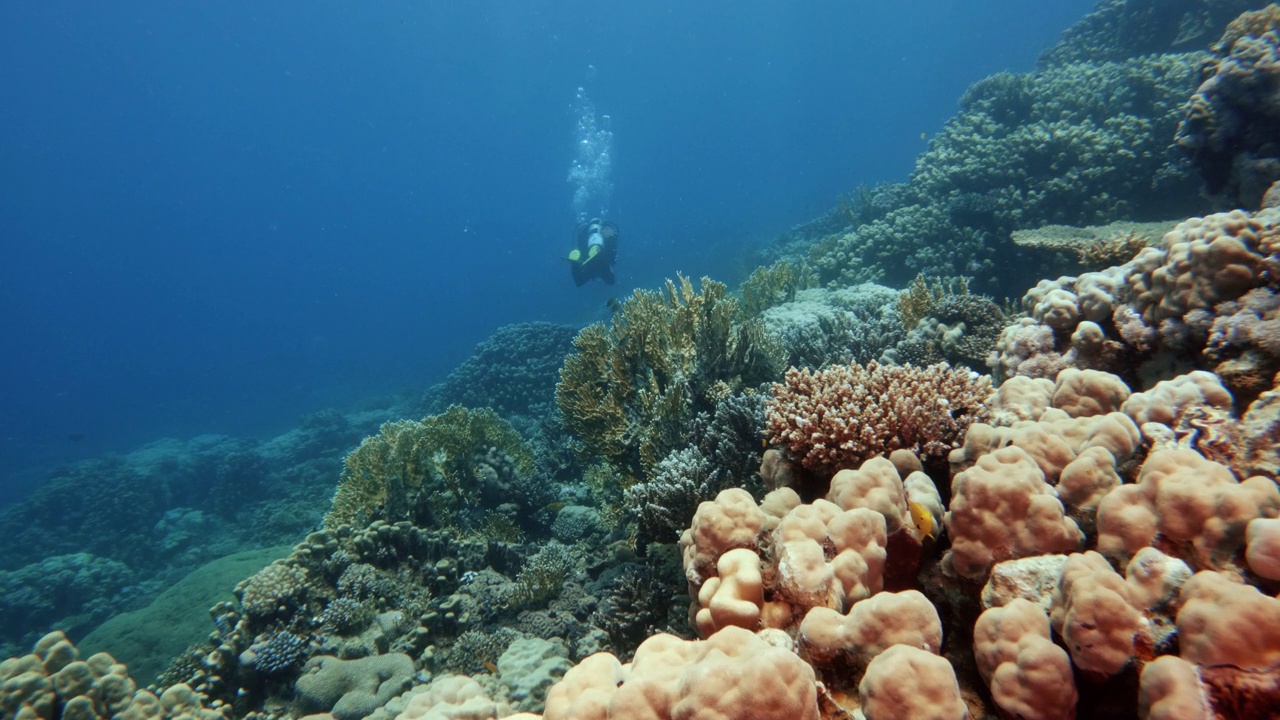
[0,1,1095,500]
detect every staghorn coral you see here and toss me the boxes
[885,292,1008,373]
[325,405,535,531]
[555,275,782,486]
[237,563,308,621]
[623,447,713,547]
[623,391,768,548]
[765,360,991,478]
[506,544,582,611]
[896,274,970,332]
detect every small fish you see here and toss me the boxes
[920,132,927,140]
[546,502,566,513]
[606,297,622,314]
[908,500,937,540]
[483,660,498,673]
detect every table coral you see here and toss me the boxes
[990,208,1280,402]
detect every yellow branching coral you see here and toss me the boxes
[738,259,818,317]
[325,405,533,531]
[556,275,782,486]
[897,274,970,331]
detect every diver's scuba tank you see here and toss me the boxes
[585,219,604,260]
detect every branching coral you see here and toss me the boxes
[325,405,534,531]
[897,274,970,332]
[759,284,904,369]
[765,360,991,478]
[556,275,782,486]
[737,259,818,317]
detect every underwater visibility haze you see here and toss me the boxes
[1,0,1090,487]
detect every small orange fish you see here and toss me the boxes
[483,660,498,673]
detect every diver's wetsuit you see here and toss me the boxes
[570,219,619,286]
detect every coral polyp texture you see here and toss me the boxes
[765,360,991,478]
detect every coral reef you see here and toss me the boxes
[990,208,1280,409]
[757,284,904,370]
[13,6,1280,720]
[1039,0,1262,66]
[804,49,1208,293]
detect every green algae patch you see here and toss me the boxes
[79,545,292,684]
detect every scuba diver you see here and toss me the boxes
[567,218,619,286]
